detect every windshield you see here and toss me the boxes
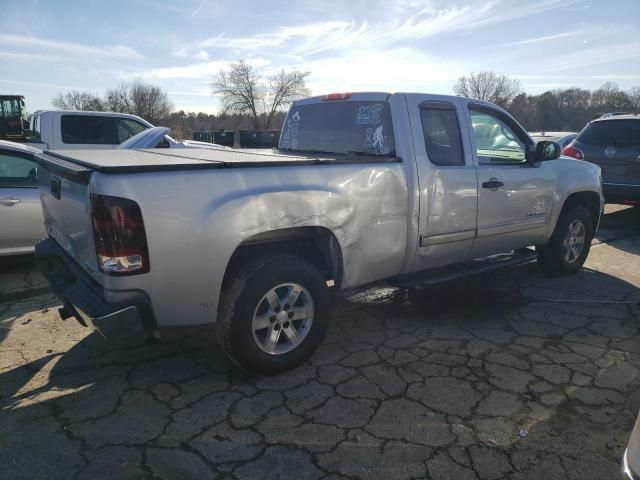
[577,120,640,147]
[279,100,396,157]
[0,98,22,117]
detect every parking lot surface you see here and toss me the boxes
[1,206,639,480]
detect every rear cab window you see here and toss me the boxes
[279,100,396,157]
[577,119,640,146]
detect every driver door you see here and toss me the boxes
[467,105,556,257]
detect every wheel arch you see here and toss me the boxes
[221,226,344,292]
[559,190,602,231]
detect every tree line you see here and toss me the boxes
[51,62,310,138]
[52,80,173,124]
[454,72,639,131]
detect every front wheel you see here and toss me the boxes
[216,254,331,375]
[537,205,593,276]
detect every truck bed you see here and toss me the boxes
[38,148,400,176]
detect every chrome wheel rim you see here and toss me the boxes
[252,283,314,355]
[563,219,586,264]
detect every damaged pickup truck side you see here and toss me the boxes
[35,92,603,374]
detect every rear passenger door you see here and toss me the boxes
[0,148,45,254]
[406,95,478,271]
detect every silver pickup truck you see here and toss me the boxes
[34,92,603,374]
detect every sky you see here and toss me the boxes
[1,0,639,114]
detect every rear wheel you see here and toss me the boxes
[537,205,593,275]
[216,254,331,375]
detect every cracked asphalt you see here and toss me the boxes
[1,205,639,480]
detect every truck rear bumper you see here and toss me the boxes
[35,238,155,343]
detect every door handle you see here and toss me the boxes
[0,197,20,206]
[482,180,504,189]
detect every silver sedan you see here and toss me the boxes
[0,140,45,256]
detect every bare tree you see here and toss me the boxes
[105,80,173,123]
[104,83,131,114]
[453,72,522,108]
[629,86,640,110]
[211,61,261,128]
[212,61,310,129]
[264,69,311,129]
[52,91,104,111]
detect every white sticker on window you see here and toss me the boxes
[363,125,390,154]
[373,126,384,149]
[356,104,384,125]
[280,110,301,149]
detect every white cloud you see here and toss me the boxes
[0,51,67,62]
[131,58,270,80]
[529,41,640,73]
[194,50,209,61]
[497,31,582,47]
[179,0,580,60]
[0,33,142,59]
[297,47,466,95]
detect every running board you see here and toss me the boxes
[389,248,537,289]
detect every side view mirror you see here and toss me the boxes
[534,140,561,161]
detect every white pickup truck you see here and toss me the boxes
[34,92,603,374]
[26,110,152,150]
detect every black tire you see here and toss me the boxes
[537,205,593,276]
[216,254,331,375]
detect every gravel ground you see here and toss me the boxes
[1,205,639,480]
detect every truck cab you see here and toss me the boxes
[29,110,152,150]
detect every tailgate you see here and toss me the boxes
[36,152,98,274]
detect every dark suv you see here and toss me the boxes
[563,114,640,205]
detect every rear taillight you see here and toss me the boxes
[91,194,149,275]
[561,146,585,160]
[321,92,352,101]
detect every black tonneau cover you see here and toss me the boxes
[35,148,400,183]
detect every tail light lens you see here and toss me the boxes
[91,194,150,275]
[561,146,585,160]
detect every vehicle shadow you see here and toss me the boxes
[595,205,640,255]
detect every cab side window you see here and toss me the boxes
[420,105,464,166]
[61,115,115,144]
[470,109,526,164]
[0,152,37,188]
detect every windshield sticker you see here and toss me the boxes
[356,104,384,125]
[363,125,390,154]
[373,126,384,149]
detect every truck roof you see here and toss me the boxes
[31,110,154,127]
